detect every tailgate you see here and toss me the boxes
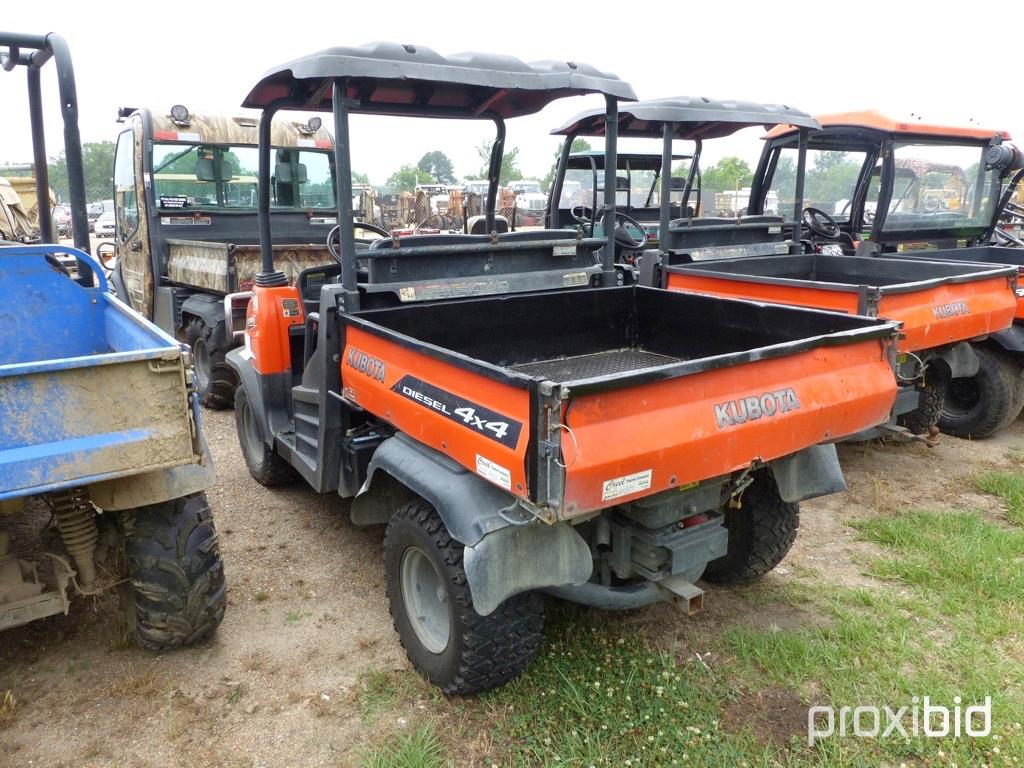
[877,275,1016,350]
[0,351,195,499]
[561,338,896,515]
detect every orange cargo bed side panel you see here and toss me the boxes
[664,272,861,314]
[342,326,532,497]
[561,340,896,515]
[877,276,1016,351]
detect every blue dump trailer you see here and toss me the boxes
[0,245,226,648]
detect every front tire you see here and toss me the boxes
[121,492,226,651]
[939,346,1022,439]
[234,386,300,486]
[384,499,544,695]
[185,316,238,410]
[703,471,799,584]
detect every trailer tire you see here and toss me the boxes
[121,492,226,651]
[234,386,300,486]
[185,316,237,410]
[384,499,544,695]
[939,346,1022,439]
[703,472,799,584]
[896,377,946,436]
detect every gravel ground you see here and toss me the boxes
[2,409,1022,767]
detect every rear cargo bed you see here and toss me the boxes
[664,253,1017,352]
[876,246,1024,319]
[342,286,899,515]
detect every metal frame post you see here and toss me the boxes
[793,128,808,225]
[332,78,359,308]
[256,101,286,287]
[599,95,618,286]
[658,122,673,248]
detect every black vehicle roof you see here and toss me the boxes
[567,151,690,170]
[553,96,820,140]
[242,42,636,117]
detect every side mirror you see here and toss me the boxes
[96,241,117,271]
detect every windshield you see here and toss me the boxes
[557,165,660,209]
[765,148,868,222]
[151,143,335,211]
[875,142,999,232]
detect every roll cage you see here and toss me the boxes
[0,31,91,282]
[755,114,1024,247]
[242,42,636,308]
[550,96,820,249]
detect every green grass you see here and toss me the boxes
[482,612,774,767]
[977,470,1024,525]
[358,722,448,768]
[354,485,1024,766]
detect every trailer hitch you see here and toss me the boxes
[877,422,940,447]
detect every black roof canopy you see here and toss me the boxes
[553,96,820,140]
[567,151,691,170]
[243,42,636,118]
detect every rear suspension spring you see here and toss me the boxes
[48,489,98,588]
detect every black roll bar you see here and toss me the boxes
[0,31,92,284]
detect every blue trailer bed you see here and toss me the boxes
[0,245,200,500]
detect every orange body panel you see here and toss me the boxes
[246,285,305,375]
[665,272,858,314]
[341,326,532,496]
[876,276,1016,351]
[1016,294,1024,321]
[560,340,896,515]
[665,272,1016,353]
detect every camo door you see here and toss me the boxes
[113,120,154,318]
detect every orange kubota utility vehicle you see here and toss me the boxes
[754,111,1024,439]
[554,98,1018,440]
[227,43,900,695]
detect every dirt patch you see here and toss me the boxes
[721,685,809,746]
[2,411,1023,765]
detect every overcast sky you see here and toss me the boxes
[2,1,1018,186]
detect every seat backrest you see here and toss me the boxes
[467,214,510,235]
[194,158,234,183]
[275,162,307,184]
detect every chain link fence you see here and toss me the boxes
[359,189,547,234]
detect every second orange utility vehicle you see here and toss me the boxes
[554,98,1018,438]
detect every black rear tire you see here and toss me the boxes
[939,346,1023,439]
[121,492,226,651]
[384,499,544,696]
[185,316,238,410]
[703,471,799,584]
[897,376,946,436]
[234,386,300,486]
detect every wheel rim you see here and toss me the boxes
[400,546,451,654]
[946,376,981,415]
[193,337,211,392]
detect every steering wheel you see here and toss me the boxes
[570,205,594,225]
[612,211,648,250]
[570,206,647,249]
[327,221,390,262]
[801,207,841,239]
